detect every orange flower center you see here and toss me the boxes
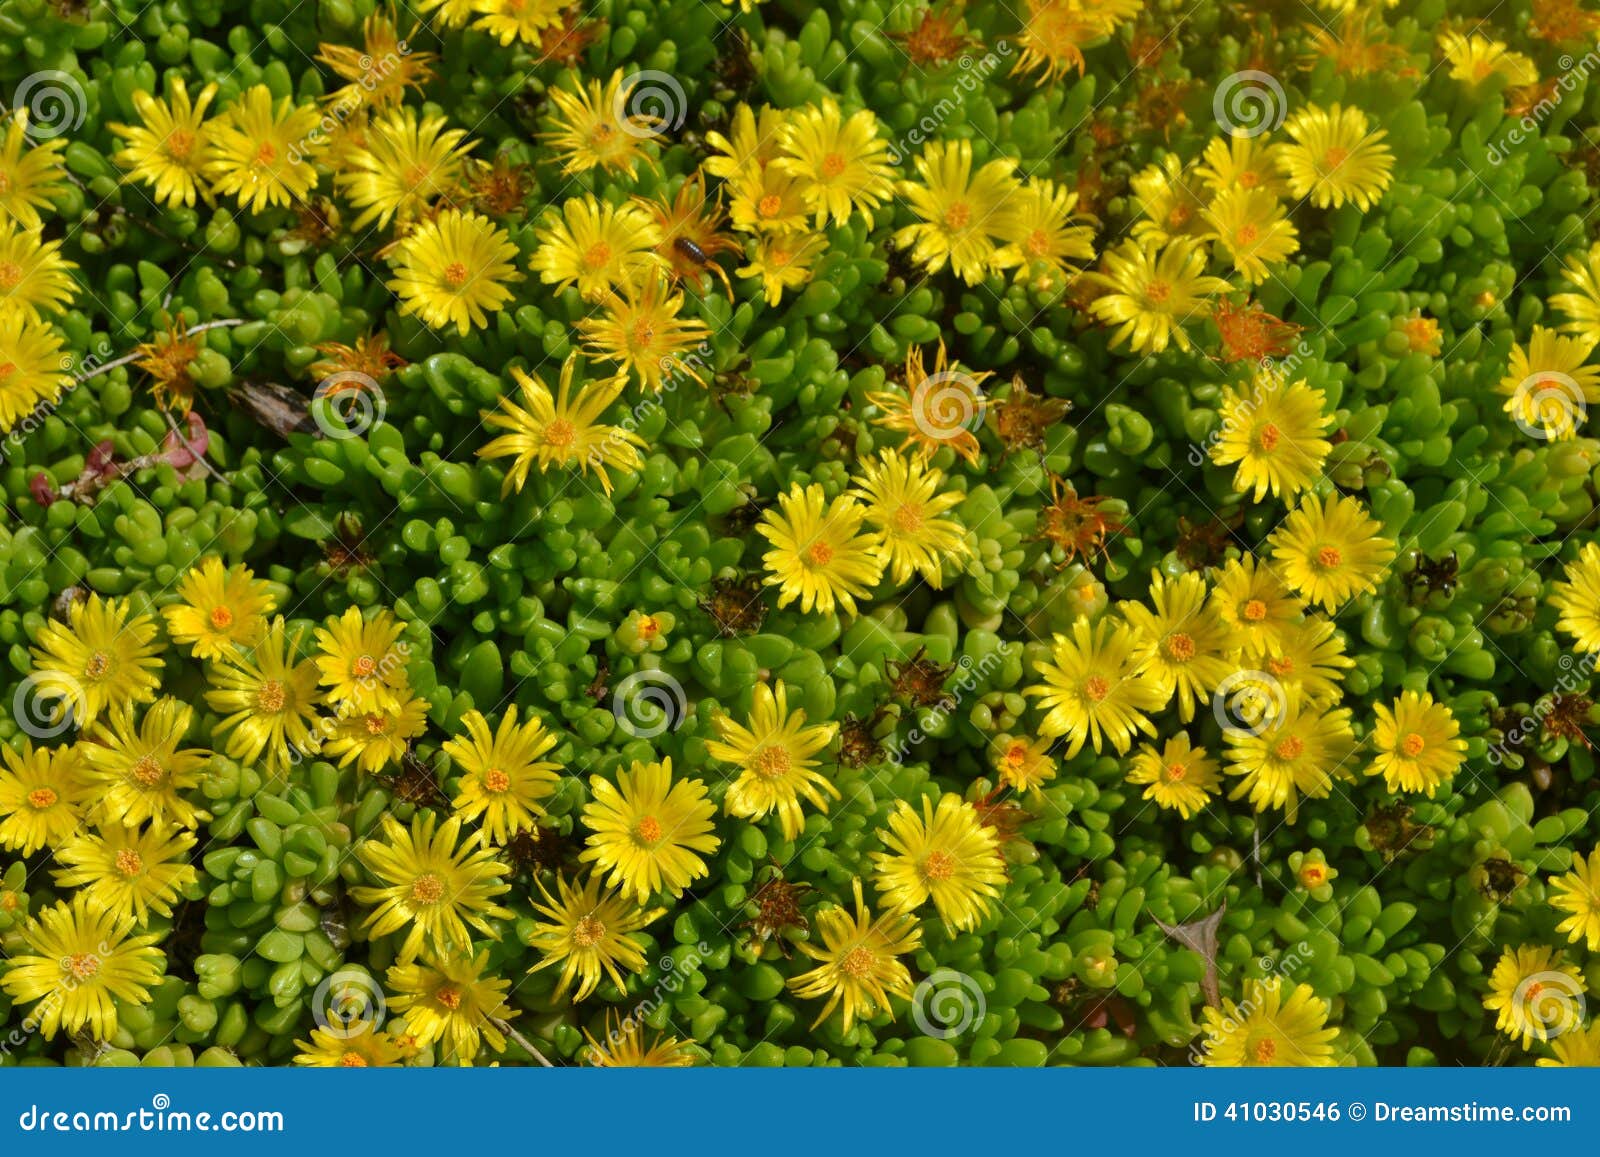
[66,953,100,980]
[582,243,612,269]
[435,985,462,1010]
[893,504,923,533]
[166,129,195,159]
[820,152,847,178]
[1400,732,1426,757]
[1026,229,1050,257]
[442,262,469,289]
[758,194,782,218]
[805,541,835,567]
[353,654,378,677]
[339,1053,369,1068]
[1243,599,1268,622]
[1168,204,1193,229]
[1252,1037,1277,1062]
[484,768,511,792]
[0,262,20,289]
[544,417,576,447]
[410,873,445,905]
[403,164,433,188]
[635,815,663,844]
[1004,742,1028,768]
[209,605,235,630]
[1257,423,1280,451]
[1238,170,1260,189]
[839,947,876,977]
[1162,632,1196,662]
[131,755,165,786]
[922,849,956,881]
[27,787,57,809]
[1145,280,1171,305]
[1315,546,1343,569]
[254,142,277,165]
[116,848,145,876]
[1165,763,1187,782]
[1084,675,1110,702]
[636,615,661,639]
[1267,656,1294,676]
[1323,146,1349,169]
[256,680,286,713]
[754,745,791,779]
[1274,735,1305,760]
[364,714,389,736]
[84,651,111,679]
[943,202,972,230]
[572,916,606,947]
[1235,224,1259,246]
[1301,866,1325,885]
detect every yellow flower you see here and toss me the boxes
[1224,691,1356,821]
[0,220,76,325]
[871,792,1007,931]
[317,8,435,114]
[1483,945,1586,1049]
[1210,375,1334,502]
[1538,1023,1600,1067]
[1209,554,1302,661]
[0,740,90,855]
[1025,617,1164,758]
[544,70,659,178]
[580,757,720,902]
[204,617,322,774]
[1550,242,1600,344]
[578,274,711,392]
[757,482,885,617]
[1268,493,1395,611]
[1014,0,1130,81]
[1439,30,1538,87]
[1127,733,1221,819]
[704,103,788,181]
[992,733,1057,793]
[728,161,812,234]
[388,950,515,1064]
[0,315,71,431]
[894,139,1021,284]
[1551,541,1600,652]
[738,230,828,305]
[1276,102,1394,211]
[444,706,563,847]
[0,114,69,230]
[997,177,1097,288]
[471,0,566,46]
[51,823,197,926]
[0,892,164,1041]
[531,196,664,302]
[1129,154,1209,247]
[1551,847,1600,952]
[110,76,217,208]
[1497,325,1600,441]
[28,593,165,728]
[336,109,472,231]
[866,338,991,466]
[294,1025,406,1068]
[313,605,411,711]
[1088,238,1230,355]
[202,85,324,213]
[773,97,896,228]
[353,812,513,963]
[1121,570,1239,723]
[322,695,431,774]
[1194,134,1287,198]
[413,0,477,29]
[850,449,969,588]
[787,878,921,1032]
[527,872,664,1001]
[1366,689,1467,796]
[387,209,521,336]
[478,355,644,496]
[162,556,275,659]
[1204,187,1299,285]
[1199,978,1338,1066]
[1262,615,1354,703]
[706,679,839,841]
[583,1011,698,1066]
[81,698,211,830]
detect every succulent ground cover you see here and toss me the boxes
[1,0,1600,1069]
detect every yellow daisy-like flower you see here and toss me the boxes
[336,109,473,231]
[0,220,76,324]
[388,950,515,1064]
[738,230,828,305]
[51,823,198,926]
[321,694,431,774]
[444,706,564,847]
[0,892,164,1041]
[1129,154,1209,247]
[82,698,211,830]
[202,85,324,213]
[1439,30,1538,87]
[527,872,665,1002]
[728,161,813,235]
[294,1025,407,1068]
[1209,554,1302,661]
[471,0,565,46]
[871,792,1007,932]
[583,1011,698,1067]
[1210,375,1333,502]
[1194,134,1287,198]
[531,196,665,302]
[0,114,68,230]
[578,274,712,392]
[1204,187,1299,286]
[313,605,411,712]
[992,733,1057,793]
[1483,945,1586,1049]
[1551,847,1600,952]
[997,177,1097,289]
[1126,733,1221,819]
[1550,242,1600,344]
[204,617,322,774]
[29,594,165,729]
[1497,325,1600,441]
[787,878,921,1033]
[478,355,644,496]
[0,315,71,431]
[1551,542,1600,653]
[352,812,514,964]
[1268,493,1396,612]
[1088,238,1230,355]
[894,139,1021,285]
[773,97,896,228]
[1121,570,1239,723]
[756,483,885,617]
[1276,103,1394,212]
[162,556,275,659]
[1224,691,1356,822]
[1024,616,1165,758]
[1014,0,1126,81]
[317,9,436,114]
[1199,977,1338,1067]
[1262,616,1354,703]
[850,449,969,588]
[580,757,720,902]
[110,76,217,209]
[544,70,660,178]
[1366,689,1467,796]
[413,0,479,30]
[0,741,90,855]
[1537,1023,1600,1067]
[706,679,839,841]
[387,209,521,336]
[866,338,991,467]
[704,103,788,181]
